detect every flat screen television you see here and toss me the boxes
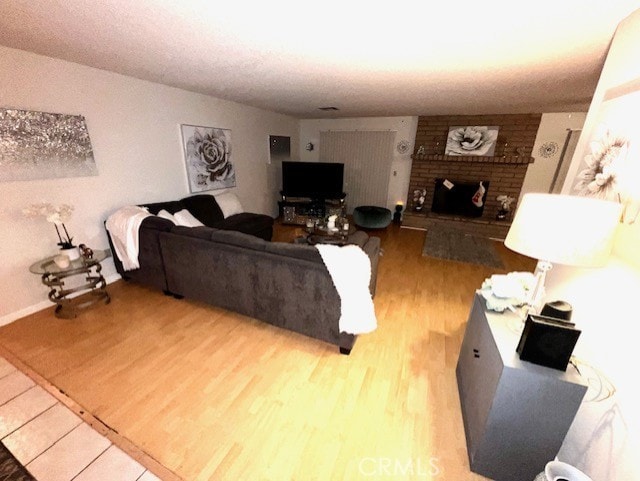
[281,161,344,199]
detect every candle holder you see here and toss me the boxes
[393,204,403,223]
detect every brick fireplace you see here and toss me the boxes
[403,114,541,239]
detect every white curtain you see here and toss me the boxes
[319,130,395,213]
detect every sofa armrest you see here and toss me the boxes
[103,215,174,291]
[140,215,175,231]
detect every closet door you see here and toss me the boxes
[320,130,395,213]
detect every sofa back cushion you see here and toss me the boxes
[180,194,224,227]
[209,229,267,252]
[170,225,216,240]
[263,241,323,263]
[140,200,186,215]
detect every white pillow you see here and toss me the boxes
[156,209,177,224]
[215,192,244,218]
[174,209,205,227]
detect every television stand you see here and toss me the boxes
[278,193,346,225]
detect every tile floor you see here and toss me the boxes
[0,356,162,481]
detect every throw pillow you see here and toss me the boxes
[174,209,205,227]
[216,192,244,218]
[157,209,177,224]
[180,194,224,226]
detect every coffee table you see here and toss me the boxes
[304,224,357,246]
[29,249,111,318]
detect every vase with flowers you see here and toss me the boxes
[496,195,515,221]
[23,202,80,260]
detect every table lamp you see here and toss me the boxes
[504,193,622,314]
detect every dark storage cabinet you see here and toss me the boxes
[456,294,588,481]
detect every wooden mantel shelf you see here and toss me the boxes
[411,154,534,164]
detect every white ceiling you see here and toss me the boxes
[1,1,640,118]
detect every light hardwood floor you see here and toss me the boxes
[0,223,535,481]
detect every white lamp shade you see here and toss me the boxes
[504,194,622,267]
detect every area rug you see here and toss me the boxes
[422,228,504,269]
[0,442,35,481]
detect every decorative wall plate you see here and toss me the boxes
[397,140,410,154]
[538,141,559,158]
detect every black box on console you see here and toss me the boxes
[516,314,581,371]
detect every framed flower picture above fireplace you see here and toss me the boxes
[445,126,499,156]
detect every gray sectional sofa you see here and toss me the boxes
[106,194,381,354]
[107,194,274,292]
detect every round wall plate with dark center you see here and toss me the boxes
[396,140,410,154]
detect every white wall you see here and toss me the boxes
[299,117,418,211]
[520,112,586,198]
[0,46,299,323]
[549,8,640,480]
[546,259,640,481]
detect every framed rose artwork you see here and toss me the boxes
[445,126,499,156]
[180,124,236,192]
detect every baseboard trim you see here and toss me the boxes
[0,301,52,327]
[104,273,122,284]
[0,273,122,327]
[400,225,427,231]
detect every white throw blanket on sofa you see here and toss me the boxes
[105,205,152,271]
[315,244,377,335]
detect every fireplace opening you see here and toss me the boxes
[431,178,490,218]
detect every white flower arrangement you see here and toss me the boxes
[496,195,515,211]
[23,202,75,248]
[413,188,427,211]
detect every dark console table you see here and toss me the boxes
[456,293,587,481]
[278,193,346,225]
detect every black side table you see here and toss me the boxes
[29,249,111,319]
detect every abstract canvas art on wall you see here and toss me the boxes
[445,126,499,156]
[0,108,97,182]
[181,124,236,192]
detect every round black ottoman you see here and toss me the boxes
[353,205,392,229]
